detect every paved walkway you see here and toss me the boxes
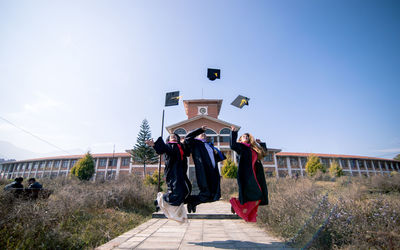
[97,201,290,249]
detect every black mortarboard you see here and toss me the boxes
[231,95,250,109]
[207,68,220,81]
[165,91,180,106]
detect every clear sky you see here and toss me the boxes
[0,0,399,160]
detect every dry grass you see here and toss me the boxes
[0,175,156,249]
[221,174,400,249]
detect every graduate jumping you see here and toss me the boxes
[146,133,191,223]
[185,125,226,213]
[229,125,269,222]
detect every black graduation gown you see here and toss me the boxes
[153,137,191,206]
[185,128,226,205]
[230,130,268,205]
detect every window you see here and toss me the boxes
[70,159,77,167]
[109,158,117,166]
[219,136,230,143]
[33,162,39,169]
[263,154,273,162]
[54,160,60,168]
[205,129,216,135]
[39,161,45,169]
[62,160,69,168]
[277,157,286,167]
[290,157,298,167]
[174,128,187,135]
[220,128,231,134]
[122,157,130,166]
[321,158,329,167]
[207,136,218,143]
[99,158,107,167]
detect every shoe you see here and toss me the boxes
[192,204,197,213]
[187,203,193,213]
[154,200,160,212]
[231,205,235,214]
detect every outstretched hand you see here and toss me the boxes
[231,126,237,132]
[201,125,207,130]
[145,139,155,147]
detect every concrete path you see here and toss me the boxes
[97,201,289,250]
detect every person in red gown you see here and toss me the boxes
[229,126,268,222]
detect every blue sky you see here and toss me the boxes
[0,0,399,160]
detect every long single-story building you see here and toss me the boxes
[1,99,399,180]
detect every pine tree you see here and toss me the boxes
[70,152,95,181]
[131,119,158,176]
[394,154,400,161]
[305,154,326,177]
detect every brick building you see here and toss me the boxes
[1,99,399,180]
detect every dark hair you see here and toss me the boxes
[166,133,180,143]
[15,177,23,182]
[29,178,36,182]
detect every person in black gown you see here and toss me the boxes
[146,133,191,222]
[229,126,268,222]
[185,126,226,213]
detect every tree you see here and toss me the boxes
[221,154,238,178]
[70,152,95,181]
[329,160,344,178]
[305,154,326,177]
[394,154,400,161]
[131,119,158,176]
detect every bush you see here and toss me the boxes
[221,155,238,179]
[144,170,164,190]
[329,160,344,178]
[305,154,326,177]
[70,152,95,180]
[0,175,156,249]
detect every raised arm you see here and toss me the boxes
[150,137,172,155]
[230,126,242,154]
[185,126,206,143]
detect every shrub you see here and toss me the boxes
[70,152,95,180]
[221,155,238,178]
[305,154,326,177]
[329,160,343,178]
[0,175,156,249]
[144,170,164,190]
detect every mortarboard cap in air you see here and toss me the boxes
[207,68,220,81]
[165,91,181,106]
[231,95,250,109]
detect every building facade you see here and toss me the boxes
[1,99,399,179]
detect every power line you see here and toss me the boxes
[0,115,70,154]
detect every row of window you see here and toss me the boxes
[1,157,133,172]
[277,157,399,170]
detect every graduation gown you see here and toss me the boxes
[185,128,226,205]
[230,130,268,205]
[153,137,191,206]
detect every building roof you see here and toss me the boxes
[276,152,399,162]
[166,115,240,133]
